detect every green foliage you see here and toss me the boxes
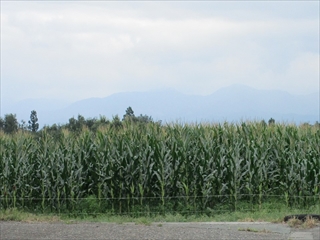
[2,114,18,134]
[77,195,102,217]
[122,107,156,124]
[67,115,86,133]
[260,120,267,127]
[28,110,39,132]
[19,120,28,131]
[111,115,122,129]
[123,106,135,121]
[0,117,4,131]
[40,124,63,140]
[268,118,275,125]
[136,114,156,124]
[0,122,319,216]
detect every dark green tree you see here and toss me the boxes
[90,115,110,131]
[260,120,267,127]
[111,115,122,128]
[85,117,97,131]
[122,106,136,121]
[67,114,97,132]
[28,110,39,132]
[268,118,275,125]
[67,115,85,132]
[19,120,28,131]
[0,117,4,131]
[3,114,18,134]
[41,124,62,140]
[68,116,77,132]
[77,114,86,127]
[136,114,153,124]
[98,115,110,125]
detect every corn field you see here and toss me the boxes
[1,122,319,215]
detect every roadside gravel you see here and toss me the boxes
[0,221,301,240]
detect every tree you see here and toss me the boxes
[122,106,136,121]
[136,114,153,124]
[268,118,275,125]
[0,117,4,131]
[85,118,97,131]
[3,114,18,134]
[91,115,110,131]
[77,114,86,127]
[98,115,110,125]
[28,110,39,132]
[41,124,62,140]
[260,120,267,127]
[111,115,122,129]
[68,116,78,132]
[19,120,28,131]
[67,114,85,132]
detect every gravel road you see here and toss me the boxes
[1,221,319,240]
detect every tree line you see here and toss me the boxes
[1,107,318,136]
[0,107,160,136]
[0,110,39,134]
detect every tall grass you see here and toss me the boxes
[0,122,319,215]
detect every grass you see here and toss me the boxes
[238,227,271,233]
[0,208,61,223]
[287,216,320,229]
[1,202,319,227]
[134,217,152,226]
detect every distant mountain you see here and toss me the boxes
[1,84,319,127]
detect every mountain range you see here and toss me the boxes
[2,84,319,128]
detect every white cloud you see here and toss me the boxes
[282,52,319,94]
[1,1,319,103]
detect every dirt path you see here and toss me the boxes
[1,221,319,240]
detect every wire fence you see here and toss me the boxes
[1,194,320,200]
[1,194,319,217]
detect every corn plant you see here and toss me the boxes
[0,122,319,215]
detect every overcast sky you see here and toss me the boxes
[1,1,319,105]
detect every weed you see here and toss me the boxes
[287,216,319,229]
[238,228,270,233]
[135,217,151,226]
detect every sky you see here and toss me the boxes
[1,1,319,106]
